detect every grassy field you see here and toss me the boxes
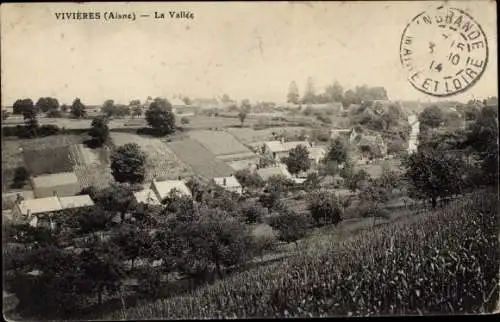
[107,191,498,318]
[167,138,234,180]
[110,132,193,181]
[189,130,252,156]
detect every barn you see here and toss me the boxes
[30,172,80,198]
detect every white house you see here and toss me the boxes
[134,188,161,205]
[257,164,293,182]
[309,146,326,165]
[150,179,192,202]
[30,172,80,198]
[212,176,243,195]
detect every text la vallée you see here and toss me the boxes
[54,11,194,21]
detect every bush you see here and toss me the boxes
[307,190,343,227]
[180,117,190,125]
[38,124,60,137]
[240,202,269,224]
[47,109,62,118]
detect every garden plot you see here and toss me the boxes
[189,130,251,156]
[110,132,193,181]
[167,139,234,180]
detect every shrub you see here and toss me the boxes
[47,109,62,118]
[307,190,343,227]
[180,117,190,125]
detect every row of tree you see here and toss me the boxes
[287,79,388,107]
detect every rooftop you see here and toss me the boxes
[257,165,292,181]
[31,172,78,188]
[16,197,62,216]
[264,140,310,153]
[152,180,192,200]
[58,195,95,209]
[213,176,242,189]
[134,188,161,205]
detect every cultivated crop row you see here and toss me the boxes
[113,191,498,318]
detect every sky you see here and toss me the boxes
[1,1,497,106]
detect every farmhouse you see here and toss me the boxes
[329,128,356,143]
[134,188,161,206]
[12,194,94,227]
[309,146,326,165]
[262,140,310,161]
[150,179,192,202]
[257,164,293,182]
[212,176,243,195]
[30,172,80,198]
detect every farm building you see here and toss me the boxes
[329,128,355,142]
[150,179,192,202]
[309,146,326,165]
[58,195,95,209]
[257,164,293,182]
[212,176,243,195]
[262,140,311,161]
[30,172,80,198]
[13,194,94,227]
[134,188,161,205]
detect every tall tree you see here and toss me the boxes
[287,81,300,104]
[325,81,344,103]
[302,77,316,104]
[101,99,115,117]
[238,109,247,126]
[419,105,443,129]
[404,150,465,208]
[13,98,35,115]
[70,98,86,119]
[89,116,110,146]
[285,144,311,175]
[110,143,146,184]
[145,98,176,136]
[326,137,349,164]
[35,97,60,113]
[268,208,310,250]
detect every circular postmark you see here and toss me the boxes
[400,6,488,97]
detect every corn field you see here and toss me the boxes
[110,191,498,319]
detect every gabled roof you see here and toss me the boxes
[31,172,78,188]
[151,180,192,201]
[134,189,161,205]
[264,141,310,153]
[59,195,95,209]
[213,176,242,189]
[257,165,292,181]
[16,197,62,216]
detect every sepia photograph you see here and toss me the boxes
[1,1,498,320]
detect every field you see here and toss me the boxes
[109,191,498,318]
[1,135,86,191]
[227,126,312,144]
[189,130,251,156]
[167,138,234,180]
[69,144,114,189]
[110,133,193,181]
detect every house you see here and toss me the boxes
[262,140,310,161]
[329,128,356,143]
[58,195,95,209]
[134,188,161,205]
[30,172,80,198]
[257,164,293,182]
[212,176,243,195]
[13,194,95,226]
[150,179,192,202]
[309,146,326,165]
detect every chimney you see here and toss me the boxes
[223,178,227,186]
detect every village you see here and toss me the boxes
[1,93,430,229]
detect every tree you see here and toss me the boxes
[404,150,465,208]
[285,144,311,175]
[145,98,176,136]
[93,184,138,222]
[182,96,192,105]
[79,238,126,306]
[111,224,154,270]
[21,100,39,137]
[89,116,109,146]
[346,169,370,192]
[307,190,343,226]
[70,98,86,119]
[35,97,59,113]
[110,143,146,184]
[47,109,62,118]
[234,169,264,193]
[287,81,300,104]
[240,201,269,224]
[101,99,115,117]
[12,166,29,189]
[60,104,69,113]
[268,208,309,249]
[238,109,247,126]
[326,137,349,164]
[419,105,443,129]
[302,77,316,104]
[342,89,357,108]
[303,172,321,191]
[325,81,343,103]
[13,98,35,115]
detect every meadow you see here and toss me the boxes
[108,191,498,318]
